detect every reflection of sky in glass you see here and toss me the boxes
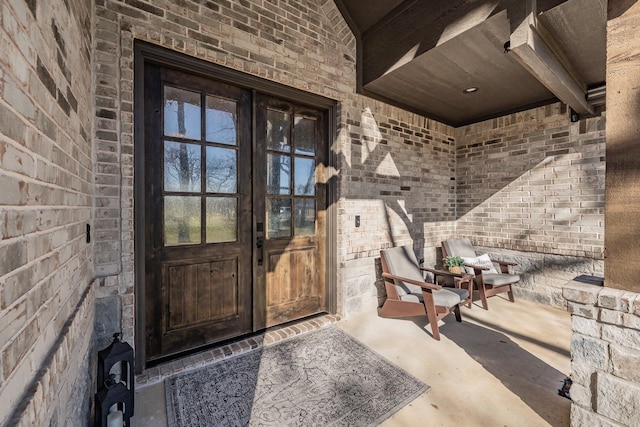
[164,141,201,192]
[294,116,315,155]
[206,146,237,193]
[294,157,315,195]
[206,96,237,145]
[164,87,201,140]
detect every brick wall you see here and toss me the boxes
[336,95,457,313]
[456,103,606,306]
[0,0,94,425]
[0,0,622,423]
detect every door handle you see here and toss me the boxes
[256,236,264,266]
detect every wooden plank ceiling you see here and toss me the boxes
[335,0,606,127]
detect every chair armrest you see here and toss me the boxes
[381,272,442,291]
[420,266,473,279]
[489,259,517,274]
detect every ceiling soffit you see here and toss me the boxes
[335,0,606,127]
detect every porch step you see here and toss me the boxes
[135,314,341,387]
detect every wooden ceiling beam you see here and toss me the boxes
[360,0,568,87]
[361,0,488,85]
[507,0,592,114]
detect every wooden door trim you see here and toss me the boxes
[134,41,337,372]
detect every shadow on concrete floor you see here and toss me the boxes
[409,308,570,426]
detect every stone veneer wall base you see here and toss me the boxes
[563,278,640,427]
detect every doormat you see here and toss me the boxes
[165,326,429,426]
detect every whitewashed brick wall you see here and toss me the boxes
[0,0,94,425]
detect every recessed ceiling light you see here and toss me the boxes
[463,87,479,94]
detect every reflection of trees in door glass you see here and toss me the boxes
[264,107,319,239]
[206,147,237,193]
[164,196,201,245]
[294,157,315,196]
[206,96,237,145]
[294,116,315,155]
[267,198,291,238]
[164,86,201,140]
[206,197,237,243]
[164,141,201,192]
[267,109,291,152]
[267,154,291,195]
[295,199,315,236]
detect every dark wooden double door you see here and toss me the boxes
[144,65,328,362]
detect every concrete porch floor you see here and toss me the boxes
[132,296,571,426]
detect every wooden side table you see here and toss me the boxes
[454,275,474,308]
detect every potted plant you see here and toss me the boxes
[444,255,466,274]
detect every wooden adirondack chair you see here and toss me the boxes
[442,238,519,310]
[379,246,473,340]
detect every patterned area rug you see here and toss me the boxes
[165,326,429,426]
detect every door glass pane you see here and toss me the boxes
[267,109,290,152]
[295,199,315,236]
[206,197,237,243]
[294,116,315,155]
[164,141,201,192]
[206,96,237,145]
[267,154,291,195]
[267,198,291,238]
[164,196,201,246]
[164,86,201,140]
[294,157,315,196]
[206,147,237,193]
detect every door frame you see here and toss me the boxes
[133,41,337,373]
